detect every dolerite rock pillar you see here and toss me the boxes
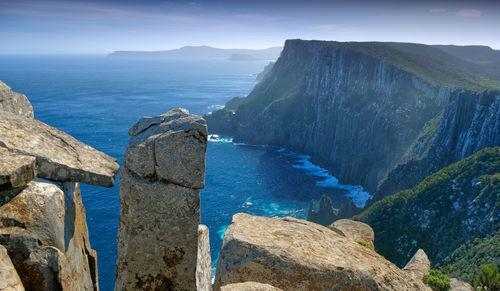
[115,108,208,291]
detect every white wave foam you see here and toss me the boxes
[208,134,233,144]
[208,134,372,207]
[291,152,372,207]
[208,104,224,110]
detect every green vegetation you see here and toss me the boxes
[355,148,500,277]
[356,240,374,251]
[309,41,500,91]
[438,231,500,284]
[423,270,451,291]
[474,264,500,290]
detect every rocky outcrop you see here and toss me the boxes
[403,249,431,280]
[221,282,283,291]
[329,219,375,249]
[307,195,363,225]
[450,278,473,291]
[0,111,119,187]
[0,148,37,190]
[0,181,99,290]
[197,224,212,291]
[0,245,24,291]
[214,213,430,290]
[0,80,33,118]
[306,194,336,226]
[0,81,119,290]
[116,108,207,290]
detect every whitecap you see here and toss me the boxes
[285,149,372,207]
[208,134,233,144]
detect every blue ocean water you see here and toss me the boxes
[0,55,369,290]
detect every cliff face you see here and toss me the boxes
[207,39,500,198]
[376,89,500,200]
[208,40,452,192]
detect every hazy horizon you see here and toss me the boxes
[1,0,500,54]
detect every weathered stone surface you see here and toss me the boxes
[450,278,473,291]
[403,249,431,280]
[125,108,207,189]
[197,224,212,291]
[329,219,375,249]
[0,244,24,291]
[0,181,99,290]
[0,148,37,190]
[220,282,282,291]
[215,213,430,291]
[0,111,119,187]
[0,81,34,118]
[116,108,207,291]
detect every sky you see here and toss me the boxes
[1,0,500,54]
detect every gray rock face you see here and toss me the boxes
[376,90,500,200]
[450,278,473,291]
[0,244,24,291]
[197,224,212,291]
[0,181,99,290]
[402,249,430,280]
[0,148,37,190]
[116,108,207,291]
[221,282,282,291]
[329,219,375,249]
[0,111,119,187]
[214,213,430,291]
[0,81,34,118]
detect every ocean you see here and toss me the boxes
[0,55,369,290]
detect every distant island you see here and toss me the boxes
[108,45,283,61]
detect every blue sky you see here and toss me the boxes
[1,0,499,54]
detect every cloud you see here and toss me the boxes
[456,9,482,17]
[429,8,446,14]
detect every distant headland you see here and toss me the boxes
[107,45,283,61]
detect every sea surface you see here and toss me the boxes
[0,55,369,290]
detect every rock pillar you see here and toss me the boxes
[115,108,207,291]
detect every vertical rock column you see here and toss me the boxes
[116,108,208,291]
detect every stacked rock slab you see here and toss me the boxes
[0,82,120,290]
[215,213,431,291]
[115,108,208,290]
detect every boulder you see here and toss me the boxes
[329,219,375,249]
[0,148,37,190]
[0,111,119,187]
[221,282,282,291]
[0,244,24,291]
[214,213,430,291]
[0,81,34,118]
[0,181,99,290]
[450,278,473,291]
[116,108,207,291]
[197,224,212,291]
[403,249,431,280]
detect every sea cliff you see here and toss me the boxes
[206,39,500,200]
